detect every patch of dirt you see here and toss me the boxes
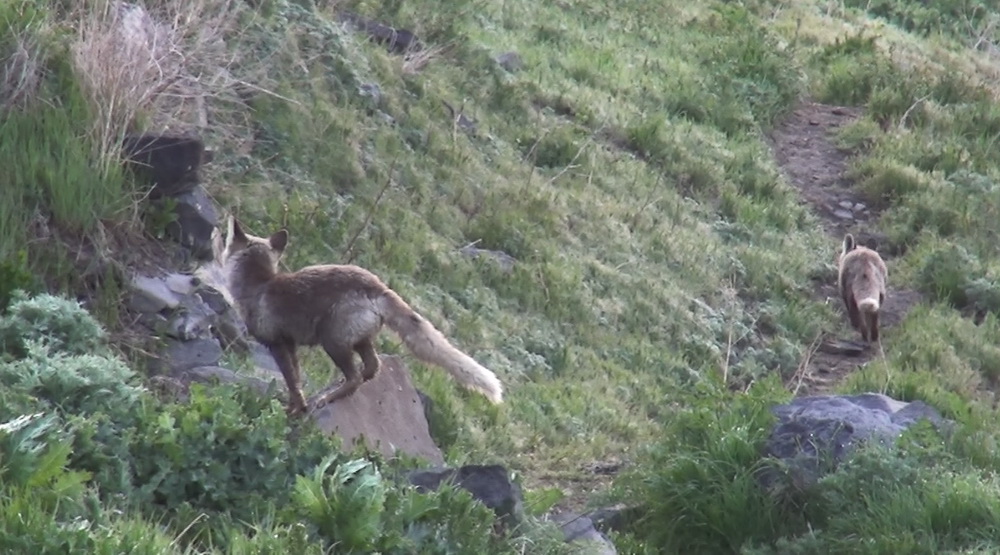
[769,101,923,396]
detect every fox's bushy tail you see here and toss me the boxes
[377,290,503,404]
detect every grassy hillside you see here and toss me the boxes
[5,0,1000,552]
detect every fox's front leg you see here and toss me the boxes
[267,340,307,416]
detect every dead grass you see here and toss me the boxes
[1,28,44,112]
[68,0,246,177]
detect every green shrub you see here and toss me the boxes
[289,456,521,554]
[0,291,105,359]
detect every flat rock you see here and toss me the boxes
[159,337,223,373]
[128,273,182,313]
[312,355,444,465]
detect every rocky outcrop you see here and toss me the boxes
[122,132,218,261]
[762,393,949,488]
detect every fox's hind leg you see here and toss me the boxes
[356,338,381,382]
[309,343,363,411]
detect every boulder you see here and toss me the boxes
[312,355,443,464]
[763,393,949,488]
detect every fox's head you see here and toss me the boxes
[222,217,288,274]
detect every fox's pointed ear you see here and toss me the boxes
[227,218,249,252]
[232,218,248,241]
[269,229,288,252]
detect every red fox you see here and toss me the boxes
[221,219,504,416]
[837,233,888,343]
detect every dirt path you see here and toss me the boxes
[769,102,922,396]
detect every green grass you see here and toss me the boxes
[9,0,1000,551]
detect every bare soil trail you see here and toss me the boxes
[769,101,922,395]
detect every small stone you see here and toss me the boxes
[853,202,867,211]
[833,209,854,220]
[838,200,854,209]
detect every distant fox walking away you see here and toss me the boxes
[837,233,888,343]
[222,219,504,416]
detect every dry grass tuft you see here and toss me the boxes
[402,42,449,74]
[68,0,246,177]
[1,29,45,112]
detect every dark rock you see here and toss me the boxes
[415,388,434,428]
[495,51,523,72]
[589,504,637,534]
[442,100,478,135]
[165,185,219,261]
[122,134,207,198]
[339,12,423,54]
[408,464,524,528]
[762,393,949,488]
[459,244,516,272]
[548,511,617,554]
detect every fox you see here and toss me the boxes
[221,219,504,416]
[837,233,888,344]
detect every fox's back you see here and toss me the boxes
[260,264,389,344]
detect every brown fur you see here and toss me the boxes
[221,219,504,416]
[837,233,888,343]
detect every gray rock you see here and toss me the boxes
[165,291,216,341]
[136,312,169,333]
[128,273,182,313]
[160,337,223,373]
[832,208,854,220]
[548,511,617,554]
[249,341,283,381]
[853,202,867,212]
[838,200,854,209]
[408,464,524,528]
[763,393,948,487]
[165,185,219,262]
[359,82,382,104]
[495,51,523,72]
[165,272,199,296]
